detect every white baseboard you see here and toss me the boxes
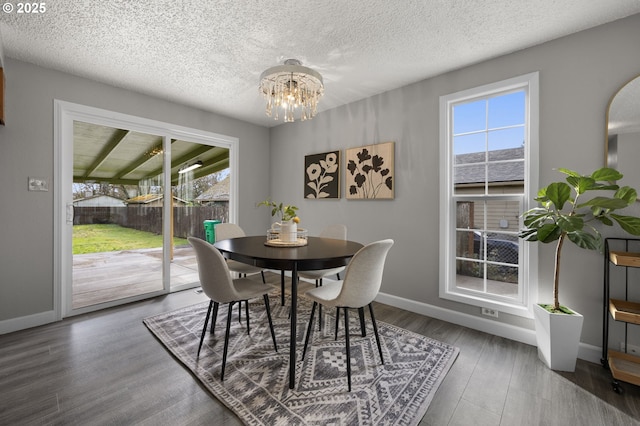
[0,310,57,335]
[375,292,537,346]
[578,342,602,365]
[375,292,602,364]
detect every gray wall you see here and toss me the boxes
[267,14,640,348]
[617,132,640,189]
[0,58,270,322]
[2,14,640,351]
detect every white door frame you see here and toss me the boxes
[53,100,239,319]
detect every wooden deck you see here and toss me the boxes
[72,246,200,309]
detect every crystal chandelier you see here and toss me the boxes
[259,59,324,122]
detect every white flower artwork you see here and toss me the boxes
[304,151,340,199]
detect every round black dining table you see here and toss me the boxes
[214,235,363,389]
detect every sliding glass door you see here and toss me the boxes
[168,139,231,292]
[71,122,166,309]
[55,101,237,318]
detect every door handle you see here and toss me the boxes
[66,203,74,225]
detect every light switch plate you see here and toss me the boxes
[28,177,49,192]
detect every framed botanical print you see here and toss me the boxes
[304,150,340,199]
[345,141,394,199]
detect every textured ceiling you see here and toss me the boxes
[1,1,640,127]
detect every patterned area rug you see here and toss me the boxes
[144,296,459,425]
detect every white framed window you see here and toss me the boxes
[439,72,539,318]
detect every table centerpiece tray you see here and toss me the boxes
[264,238,308,247]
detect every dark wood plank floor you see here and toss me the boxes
[1,274,639,425]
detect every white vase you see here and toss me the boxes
[276,220,297,242]
[533,303,584,372]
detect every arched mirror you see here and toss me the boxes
[606,74,640,195]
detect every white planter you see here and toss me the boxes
[275,221,297,242]
[533,303,584,372]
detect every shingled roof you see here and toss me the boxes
[195,176,230,202]
[454,147,524,185]
[125,194,188,205]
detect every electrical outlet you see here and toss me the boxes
[482,308,499,318]
[620,342,640,355]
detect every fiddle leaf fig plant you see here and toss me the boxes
[519,167,640,312]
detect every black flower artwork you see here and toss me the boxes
[346,142,394,199]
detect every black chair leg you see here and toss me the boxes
[302,301,317,360]
[317,279,323,331]
[210,301,219,334]
[358,307,366,337]
[344,307,352,392]
[369,303,384,365]
[221,302,234,381]
[235,300,249,332]
[198,300,214,357]
[261,270,266,283]
[245,300,251,334]
[263,294,278,351]
[335,307,340,340]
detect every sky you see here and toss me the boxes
[453,90,525,155]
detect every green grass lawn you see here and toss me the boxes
[73,224,190,255]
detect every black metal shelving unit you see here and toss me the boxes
[602,237,640,394]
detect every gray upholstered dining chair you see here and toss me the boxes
[188,237,278,381]
[297,224,347,325]
[301,239,394,392]
[215,223,266,283]
[298,224,347,284]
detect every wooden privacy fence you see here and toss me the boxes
[73,204,229,240]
